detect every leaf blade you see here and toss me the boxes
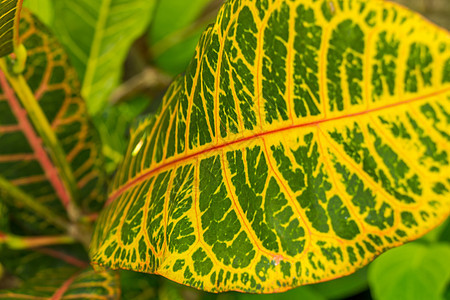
[52,0,157,114]
[91,0,450,293]
[0,0,22,57]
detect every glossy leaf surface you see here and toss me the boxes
[52,0,157,114]
[0,267,120,299]
[0,0,22,57]
[91,0,450,293]
[0,10,105,232]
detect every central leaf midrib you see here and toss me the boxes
[81,0,112,98]
[107,87,450,205]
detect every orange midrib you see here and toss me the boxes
[106,87,450,206]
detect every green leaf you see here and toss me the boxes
[0,266,120,299]
[51,0,157,114]
[93,96,151,175]
[149,0,213,75]
[22,0,53,26]
[368,243,450,300]
[91,0,450,293]
[0,0,22,57]
[0,10,105,233]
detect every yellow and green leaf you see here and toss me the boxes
[0,266,120,299]
[91,0,450,293]
[0,0,23,57]
[0,10,105,233]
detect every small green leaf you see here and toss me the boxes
[368,243,450,300]
[51,0,158,114]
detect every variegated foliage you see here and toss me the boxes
[0,0,22,57]
[0,10,105,233]
[0,266,119,299]
[90,0,450,293]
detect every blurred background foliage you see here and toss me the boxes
[4,0,449,299]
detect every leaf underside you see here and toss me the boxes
[0,10,105,232]
[91,0,450,293]
[0,266,120,299]
[0,0,20,57]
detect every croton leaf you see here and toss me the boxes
[0,9,105,233]
[0,0,22,57]
[0,266,120,299]
[91,0,450,293]
[51,0,157,114]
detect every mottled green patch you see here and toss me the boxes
[189,71,212,149]
[368,126,420,201]
[407,114,448,167]
[265,177,306,256]
[405,43,433,92]
[121,181,149,245]
[236,6,257,65]
[192,248,214,276]
[347,246,357,265]
[280,261,291,278]
[293,134,330,233]
[363,241,376,253]
[443,58,450,83]
[227,147,278,252]
[327,20,364,111]
[321,0,336,21]
[293,4,322,118]
[332,158,394,230]
[401,211,418,228]
[219,54,240,137]
[255,256,271,281]
[200,156,255,267]
[378,116,411,140]
[372,31,399,101]
[432,182,448,195]
[263,2,290,123]
[420,103,450,142]
[327,195,360,240]
[368,234,383,246]
[146,171,172,252]
[271,144,305,192]
[168,165,196,253]
[364,10,376,27]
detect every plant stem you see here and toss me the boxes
[0,232,75,249]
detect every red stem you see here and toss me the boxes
[34,247,89,269]
[0,71,71,208]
